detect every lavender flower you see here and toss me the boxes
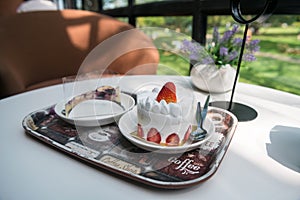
[220,47,228,56]
[225,51,239,62]
[220,24,239,43]
[202,57,214,65]
[180,24,260,69]
[181,39,210,63]
[243,53,256,62]
[248,39,260,52]
[212,27,219,44]
[233,38,243,46]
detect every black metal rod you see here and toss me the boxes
[228,0,277,111]
[228,23,249,110]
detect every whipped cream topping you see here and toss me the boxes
[138,89,182,117]
[137,87,194,145]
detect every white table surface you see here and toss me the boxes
[1,75,299,200]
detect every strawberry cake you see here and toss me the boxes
[136,82,193,146]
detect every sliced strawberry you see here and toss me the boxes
[166,133,180,146]
[147,128,161,144]
[137,124,144,138]
[183,125,192,143]
[156,82,177,104]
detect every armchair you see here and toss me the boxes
[0,9,159,98]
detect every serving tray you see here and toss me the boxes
[22,105,237,189]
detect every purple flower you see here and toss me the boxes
[180,24,259,69]
[248,39,260,52]
[233,38,243,46]
[201,57,214,65]
[212,27,219,44]
[232,24,239,33]
[220,47,228,56]
[181,39,207,62]
[220,24,239,43]
[243,53,256,62]
[190,51,200,60]
[221,30,233,43]
[226,51,239,62]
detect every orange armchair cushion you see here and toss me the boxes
[0,10,159,98]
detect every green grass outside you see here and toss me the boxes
[157,26,300,95]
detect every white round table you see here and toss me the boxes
[0,75,299,200]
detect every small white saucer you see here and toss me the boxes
[118,107,215,154]
[55,93,135,127]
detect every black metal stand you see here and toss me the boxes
[210,0,277,122]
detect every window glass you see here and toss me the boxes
[135,0,165,5]
[102,0,127,10]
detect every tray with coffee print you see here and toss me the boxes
[22,105,237,189]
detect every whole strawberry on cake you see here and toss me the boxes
[136,82,193,146]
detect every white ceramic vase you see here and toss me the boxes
[190,64,236,93]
